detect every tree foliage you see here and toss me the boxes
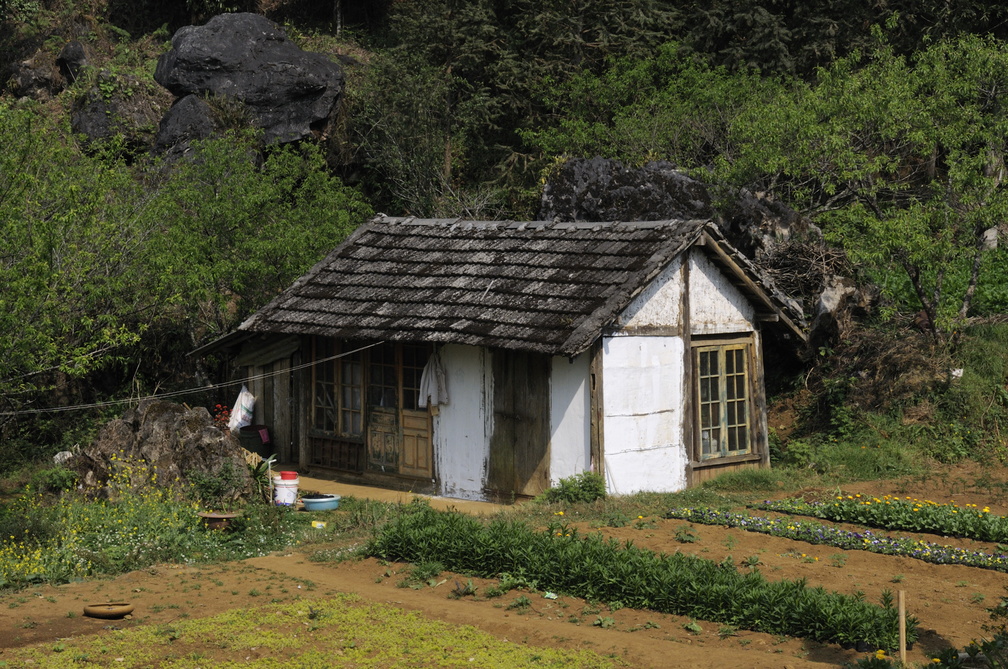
[0,104,370,455]
[725,35,1008,338]
[524,42,779,170]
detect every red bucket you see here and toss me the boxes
[279,470,298,480]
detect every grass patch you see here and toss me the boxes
[0,459,316,590]
[700,468,792,493]
[3,593,614,668]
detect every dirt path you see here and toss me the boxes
[3,466,1008,666]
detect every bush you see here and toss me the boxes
[28,466,78,495]
[0,459,310,590]
[539,471,606,504]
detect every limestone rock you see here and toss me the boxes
[71,70,170,151]
[71,399,253,501]
[538,156,816,260]
[154,13,343,145]
[7,55,60,99]
[154,94,219,152]
[539,157,715,223]
[57,41,88,84]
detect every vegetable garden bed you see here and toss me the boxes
[367,505,914,650]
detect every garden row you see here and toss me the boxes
[366,505,914,649]
[664,507,1008,572]
[757,495,1008,542]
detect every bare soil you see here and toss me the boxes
[3,464,1008,667]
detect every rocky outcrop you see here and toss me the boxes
[538,157,816,260]
[539,157,875,351]
[70,399,252,501]
[71,70,169,151]
[539,157,715,223]
[56,41,88,84]
[6,54,61,99]
[154,94,219,152]
[154,13,344,145]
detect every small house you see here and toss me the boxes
[211,216,805,501]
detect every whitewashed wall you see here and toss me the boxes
[549,353,591,484]
[601,336,687,494]
[616,255,684,329]
[689,250,756,333]
[433,344,493,500]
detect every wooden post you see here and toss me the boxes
[898,590,907,664]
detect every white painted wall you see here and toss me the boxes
[433,344,493,500]
[617,255,684,329]
[601,336,687,494]
[689,250,756,334]
[549,353,591,483]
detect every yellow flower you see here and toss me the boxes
[876,649,886,659]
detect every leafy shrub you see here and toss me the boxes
[539,472,606,504]
[29,466,78,495]
[187,461,246,509]
[367,505,912,649]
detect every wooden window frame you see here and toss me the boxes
[311,338,431,439]
[311,338,364,440]
[691,335,756,463]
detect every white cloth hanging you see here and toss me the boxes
[418,350,449,408]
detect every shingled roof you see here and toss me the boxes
[238,216,806,356]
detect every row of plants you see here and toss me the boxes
[366,504,914,649]
[0,459,306,590]
[757,494,1008,542]
[665,507,1008,573]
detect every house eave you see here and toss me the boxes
[697,230,808,343]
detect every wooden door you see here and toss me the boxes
[399,409,432,478]
[487,350,550,497]
[367,407,398,472]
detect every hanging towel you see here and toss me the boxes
[418,350,449,408]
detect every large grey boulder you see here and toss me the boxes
[154,94,219,152]
[71,399,253,502]
[57,41,88,84]
[154,13,343,144]
[538,157,878,350]
[540,157,715,223]
[538,157,813,260]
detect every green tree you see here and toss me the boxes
[0,105,147,414]
[725,35,1008,340]
[525,42,779,170]
[0,108,370,458]
[144,132,373,344]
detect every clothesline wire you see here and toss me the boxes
[0,341,384,419]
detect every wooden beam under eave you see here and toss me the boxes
[700,232,807,343]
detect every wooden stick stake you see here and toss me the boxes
[899,589,907,664]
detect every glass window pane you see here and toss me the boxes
[695,343,752,458]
